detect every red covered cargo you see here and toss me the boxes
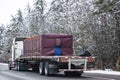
[23,34,73,56]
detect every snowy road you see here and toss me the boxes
[0,63,120,80]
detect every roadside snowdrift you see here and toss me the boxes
[0,63,8,66]
[85,70,120,75]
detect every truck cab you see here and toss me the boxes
[8,37,26,70]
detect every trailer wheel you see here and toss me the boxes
[16,62,28,71]
[44,62,58,76]
[39,62,45,75]
[8,63,12,70]
[45,62,50,76]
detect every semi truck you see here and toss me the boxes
[8,34,95,76]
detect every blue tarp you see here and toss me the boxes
[54,46,62,56]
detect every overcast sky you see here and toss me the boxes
[0,0,52,26]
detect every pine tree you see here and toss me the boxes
[28,0,46,35]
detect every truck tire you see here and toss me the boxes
[16,62,28,71]
[44,62,50,76]
[8,63,12,70]
[39,62,45,75]
[9,67,12,70]
[44,62,58,76]
[17,62,21,71]
[8,61,13,70]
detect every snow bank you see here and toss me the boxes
[0,63,8,66]
[85,70,120,75]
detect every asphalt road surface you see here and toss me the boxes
[0,63,120,80]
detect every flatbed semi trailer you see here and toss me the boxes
[8,34,95,76]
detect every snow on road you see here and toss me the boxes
[0,63,8,66]
[85,70,120,75]
[0,63,8,70]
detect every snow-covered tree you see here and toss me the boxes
[28,0,46,35]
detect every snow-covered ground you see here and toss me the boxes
[85,70,120,75]
[0,63,8,70]
[0,63,8,66]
